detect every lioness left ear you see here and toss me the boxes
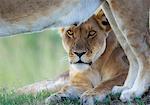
[95,10,111,33]
[101,18,111,33]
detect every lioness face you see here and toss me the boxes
[60,13,111,71]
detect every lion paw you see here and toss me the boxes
[45,93,69,105]
[120,88,144,102]
[80,90,106,105]
[81,95,94,105]
[112,86,130,94]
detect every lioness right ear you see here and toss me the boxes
[59,28,65,37]
[59,28,65,33]
[95,10,111,33]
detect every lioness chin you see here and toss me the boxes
[45,11,129,105]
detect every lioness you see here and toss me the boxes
[45,11,129,105]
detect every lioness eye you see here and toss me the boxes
[88,30,96,38]
[66,30,74,38]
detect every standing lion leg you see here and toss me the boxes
[101,2,138,94]
[107,0,150,101]
[120,30,150,102]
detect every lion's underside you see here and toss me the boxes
[0,0,101,36]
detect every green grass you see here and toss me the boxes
[0,89,50,105]
[0,89,80,105]
[0,89,149,105]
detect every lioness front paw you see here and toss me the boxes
[80,89,106,105]
[81,95,94,105]
[45,93,69,105]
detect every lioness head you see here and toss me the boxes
[60,11,111,71]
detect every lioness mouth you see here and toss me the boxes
[71,60,92,65]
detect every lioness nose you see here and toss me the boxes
[74,52,86,58]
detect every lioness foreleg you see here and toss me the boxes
[80,72,127,105]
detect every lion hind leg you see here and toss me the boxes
[120,30,150,101]
[120,48,150,101]
[101,2,138,94]
[17,71,69,94]
[112,47,138,94]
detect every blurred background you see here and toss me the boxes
[0,30,68,89]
